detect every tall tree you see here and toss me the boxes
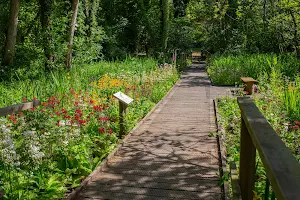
[39,0,54,69]
[3,0,20,66]
[66,0,79,68]
[162,0,170,58]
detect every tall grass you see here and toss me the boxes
[0,58,158,107]
[207,54,300,85]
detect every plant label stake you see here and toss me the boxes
[113,92,133,138]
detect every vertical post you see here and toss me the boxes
[239,116,256,200]
[119,101,126,138]
[174,50,177,67]
[246,82,254,95]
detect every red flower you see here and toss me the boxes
[98,116,109,122]
[22,97,27,102]
[78,119,86,125]
[295,120,300,125]
[41,129,46,133]
[61,108,67,114]
[30,107,35,111]
[56,121,60,126]
[93,106,103,112]
[74,102,79,106]
[98,127,105,133]
[267,99,271,103]
[42,102,47,106]
[75,109,82,114]
[13,119,17,124]
[263,106,267,110]
[74,115,80,121]
[64,115,71,119]
[55,111,61,116]
[292,125,299,130]
[108,129,113,135]
[89,100,94,105]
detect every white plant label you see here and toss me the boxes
[113,92,133,105]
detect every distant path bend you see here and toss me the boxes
[77,63,230,200]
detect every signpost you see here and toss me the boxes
[113,92,133,138]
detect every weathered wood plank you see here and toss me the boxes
[0,100,40,117]
[238,97,300,200]
[239,116,256,200]
[240,77,258,83]
[230,162,242,200]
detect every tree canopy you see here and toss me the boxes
[0,0,299,78]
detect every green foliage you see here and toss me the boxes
[207,53,300,85]
[186,0,300,55]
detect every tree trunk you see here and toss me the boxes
[289,10,300,58]
[161,0,170,61]
[66,0,79,69]
[263,0,267,27]
[3,0,20,66]
[39,0,54,69]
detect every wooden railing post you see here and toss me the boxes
[239,116,256,200]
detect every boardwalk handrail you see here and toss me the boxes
[0,100,40,117]
[237,97,300,200]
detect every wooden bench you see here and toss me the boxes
[240,77,258,95]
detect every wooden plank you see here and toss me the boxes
[0,100,40,117]
[230,162,242,200]
[238,97,300,200]
[240,77,258,83]
[239,116,256,200]
[192,52,201,57]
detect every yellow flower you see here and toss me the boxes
[253,191,262,200]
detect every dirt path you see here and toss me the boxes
[76,63,231,200]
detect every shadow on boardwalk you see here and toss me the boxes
[76,64,231,200]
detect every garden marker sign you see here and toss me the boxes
[113,92,133,138]
[113,92,133,105]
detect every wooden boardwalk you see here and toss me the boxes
[76,63,230,200]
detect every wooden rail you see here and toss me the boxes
[237,97,300,200]
[0,100,41,117]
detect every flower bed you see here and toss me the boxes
[0,60,178,199]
